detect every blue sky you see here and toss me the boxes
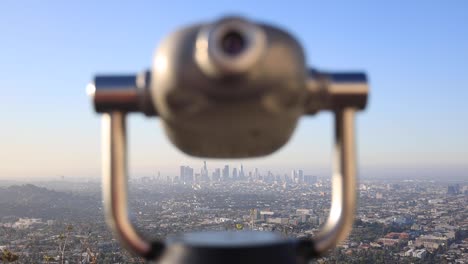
[0,1,467,179]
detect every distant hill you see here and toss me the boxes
[0,184,101,220]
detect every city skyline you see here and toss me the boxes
[1,1,467,179]
[167,161,318,184]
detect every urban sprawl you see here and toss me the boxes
[0,162,467,263]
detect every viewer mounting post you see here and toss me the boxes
[87,16,369,263]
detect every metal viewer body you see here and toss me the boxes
[88,16,369,263]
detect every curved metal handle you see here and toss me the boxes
[101,108,357,261]
[102,111,163,259]
[314,108,357,256]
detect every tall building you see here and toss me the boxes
[201,161,209,182]
[232,168,238,180]
[222,165,230,181]
[239,164,245,180]
[291,170,298,183]
[180,166,186,182]
[298,169,304,183]
[180,165,194,183]
[266,171,274,182]
[186,166,194,182]
[447,184,461,195]
[212,168,221,181]
[252,209,262,221]
[304,175,317,185]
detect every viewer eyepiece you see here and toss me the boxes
[220,30,246,56]
[194,17,266,77]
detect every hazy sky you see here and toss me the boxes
[1,1,467,179]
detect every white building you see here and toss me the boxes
[12,218,42,229]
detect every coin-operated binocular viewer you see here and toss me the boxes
[87,16,368,264]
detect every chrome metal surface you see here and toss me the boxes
[314,108,356,253]
[102,112,152,256]
[88,15,369,261]
[90,73,156,115]
[325,73,368,110]
[306,71,368,113]
[90,75,139,112]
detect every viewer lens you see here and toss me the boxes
[220,30,246,56]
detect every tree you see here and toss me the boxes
[43,255,56,263]
[57,224,73,264]
[1,249,19,262]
